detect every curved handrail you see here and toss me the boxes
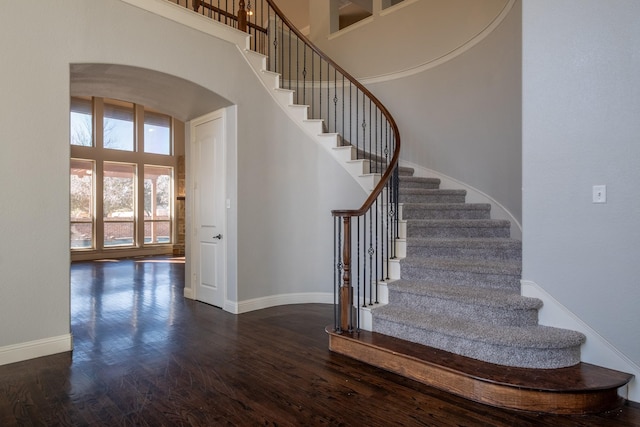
[259,1,402,333]
[171,0,401,333]
[263,0,401,218]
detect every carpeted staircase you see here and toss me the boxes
[371,174,587,369]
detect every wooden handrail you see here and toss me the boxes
[261,1,401,219]
[238,0,247,32]
[176,0,401,333]
[263,0,401,333]
[193,0,266,34]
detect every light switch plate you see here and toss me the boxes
[593,185,606,203]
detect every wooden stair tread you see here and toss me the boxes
[327,326,634,414]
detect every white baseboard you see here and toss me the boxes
[399,160,522,240]
[0,334,73,366]
[224,292,333,315]
[521,280,639,403]
[183,287,194,299]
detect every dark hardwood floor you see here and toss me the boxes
[0,256,638,426]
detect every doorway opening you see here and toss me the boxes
[70,64,238,343]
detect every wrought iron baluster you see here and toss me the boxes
[334,216,340,331]
[356,215,361,314]
[177,0,401,335]
[319,57,322,124]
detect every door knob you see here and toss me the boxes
[213,234,223,240]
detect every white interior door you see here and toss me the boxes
[192,111,226,308]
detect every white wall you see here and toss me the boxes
[522,0,640,370]
[310,0,510,80]
[308,0,522,224]
[0,0,364,361]
[272,0,310,31]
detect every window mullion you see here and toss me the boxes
[94,98,105,251]
[136,104,145,248]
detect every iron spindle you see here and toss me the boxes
[175,0,401,338]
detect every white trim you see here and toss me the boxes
[183,287,194,299]
[120,0,250,49]
[400,159,522,240]
[224,293,334,314]
[359,0,516,84]
[521,280,639,403]
[0,334,73,366]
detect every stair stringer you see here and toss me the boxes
[522,279,640,402]
[241,49,381,194]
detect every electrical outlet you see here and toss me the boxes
[592,185,607,203]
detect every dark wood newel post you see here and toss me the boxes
[238,0,248,32]
[192,0,201,11]
[340,216,352,332]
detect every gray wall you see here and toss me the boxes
[0,0,363,351]
[522,1,640,366]
[309,0,522,226]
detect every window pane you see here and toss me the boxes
[144,165,172,244]
[144,111,171,155]
[70,159,94,249]
[381,0,404,10]
[104,222,135,247]
[70,97,93,147]
[337,0,372,31]
[104,99,134,151]
[104,162,136,247]
[144,221,171,244]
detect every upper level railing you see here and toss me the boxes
[169,0,401,333]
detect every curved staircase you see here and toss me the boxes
[373,175,586,370]
[166,0,634,415]
[232,1,633,414]
[329,171,633,414]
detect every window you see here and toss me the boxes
[144,166,172,244]
[70,97,93,147]
[70,97,176,255]
[144,111,172,155]
[70,159,95,249]
[332,0,372,32]
[104,99,135,151]
[381,0,404,11]
[103,162,136,247]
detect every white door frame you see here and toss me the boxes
[186,108,227,307]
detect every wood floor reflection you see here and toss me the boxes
[0,256,638,426]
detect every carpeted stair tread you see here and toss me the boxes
[399,176,441,188]
[401,203,491,220]
[402,202,491,211]
[371,163,415,176]
[399,189,467,204]
[406,237,521,250]
[398,166,415,176]
[400,188,466,196]
[400,257,521,290]
[373,305,585,349]
[407,218,511,228]
[400,257,522,276]
[405,237,522,260]
[406,219,511,239]
[386,280,539,326]
[403,210,491,220]
[387,280,539,309]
